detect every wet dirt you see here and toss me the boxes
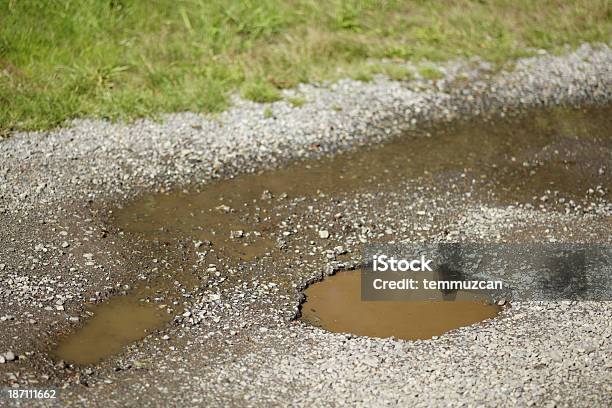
[53,105,611,364]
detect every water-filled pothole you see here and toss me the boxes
[53,297,167,365]
[53,105,611,364]
[300,270,500,340]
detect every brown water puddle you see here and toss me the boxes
[114,106,611,236]
[53,105,611,364]
[301,270,500,340]
[54,298,168,365]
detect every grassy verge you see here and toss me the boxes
[1,0,610,132]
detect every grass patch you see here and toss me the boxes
[349,63,414,82]
[380,64,414,81]
[263,107,274,119]
[350,65,375,82]
[349,62,415,82]
[286,96,306,107]
[1,0,610,131]
[418,66,444,80]
[241,80,282,103]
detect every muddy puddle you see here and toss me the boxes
[54,298,167,365]
[300,270,500,340]
[54,105,611,364]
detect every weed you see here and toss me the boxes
[419,66,444,80]
[241,81,282,103]
[286,97,306,107]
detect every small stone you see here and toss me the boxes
[230,230,244,239]
[215,204,232,213]
[162,335,170,340]
[550,351,563,362]
[334,246,347,255]
[4,351,16,361]
[319,230,330,239]
[61,241,70,248]
[497,299,507,306]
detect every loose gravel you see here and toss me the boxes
[0,43,611,407]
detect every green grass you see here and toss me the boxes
[349,62,415,82]
[419,66,444,80]
[241,80,282,103]
[263,107,274,118]
[1,0,610,132]
[286,96,306,107]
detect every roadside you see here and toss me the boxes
[1,0,610,132]
[0,45,610,406]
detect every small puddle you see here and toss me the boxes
[300,270,500,340]
[53,105,611,363]
[53,297,168,365]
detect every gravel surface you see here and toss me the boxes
[0,43,611,407]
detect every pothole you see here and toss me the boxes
[53,296,168,365]
[51,105,611,364]
[300,269,501,340]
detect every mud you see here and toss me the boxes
[53,105,611,364]
[300,270,500,340]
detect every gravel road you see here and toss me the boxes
[0,43,610,407]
